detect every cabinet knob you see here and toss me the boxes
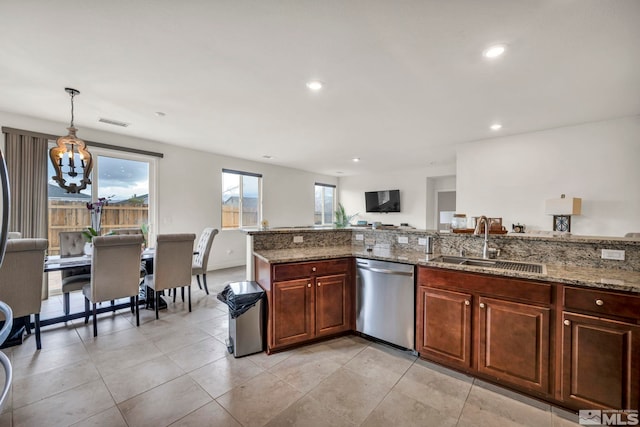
[595,299,604,306]
[464,300,470,306]
[307,283,311,288]
[564,319,571,326]
[317,282,321,287]
[479,303,485,309]
[312,267,316,272]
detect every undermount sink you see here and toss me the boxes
[429,255,546,274]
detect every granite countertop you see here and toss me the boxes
[253,246,640,294]
[253,246,355,263]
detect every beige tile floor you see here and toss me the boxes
[0,267,582,427]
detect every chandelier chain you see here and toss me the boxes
[70,91,75,128]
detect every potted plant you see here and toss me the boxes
[81,197,110,254]
[81,227,99,243]
[140,223,149,248]
[334,203,357,228]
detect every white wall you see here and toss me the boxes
[1,111,337,269]
[456,116,640,236]
[426,175,456,229]
[338,164,456,229]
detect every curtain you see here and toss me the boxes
[4,131,49,298]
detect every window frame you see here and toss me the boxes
[91,148,158,243]
[46,141,158,244]
[221,168,263,230]
[314,182,336,226]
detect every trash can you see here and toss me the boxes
[217,281,265,357]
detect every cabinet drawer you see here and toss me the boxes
[418,267,552,305]
[564,287,640,320]
[273,258,350,281]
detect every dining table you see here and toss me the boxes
[44,247,156,273]
[42,248,188,326]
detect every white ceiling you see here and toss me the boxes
[1,1,639,176]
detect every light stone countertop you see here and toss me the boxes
[254,246,640,294]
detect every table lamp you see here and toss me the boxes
[545,194,581,232]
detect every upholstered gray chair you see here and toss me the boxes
[83,234,144,337]
[112,228,143,235]
[111,227,147,277]
[145,233,196,319]
[0,238,48,349]
[192,228,219,295]
[59,231,92,316]
[7,232,21,239]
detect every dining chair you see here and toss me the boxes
[191,228,219,295]
[145,233,196,319]
[111,227,147,278]
[59,231,92,316]
[111,228,143,235]
[0,238,48,349]
[83,234,144,337]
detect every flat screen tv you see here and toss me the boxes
[365,189,400,213]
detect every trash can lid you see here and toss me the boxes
[228,281,264,296]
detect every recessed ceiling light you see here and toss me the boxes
[306,80,323,91]
[352,157,360,162]
[490,123,503,131]
[483,45,506,59]
[154,111,166,117]
[262,155,273,159]
[336,171,343,174]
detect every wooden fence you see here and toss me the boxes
[222,205,257,228]
[48,200,148,254]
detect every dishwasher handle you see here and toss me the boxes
[357,264,414,277]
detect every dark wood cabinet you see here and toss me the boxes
[256,257,352,352]
[478,296,550,394]
[417,268,640,410]
[416,286,472,370]
[315,273,349,336]
[272,278,314,347]
[417,267,553,396]
[561,287,640,411]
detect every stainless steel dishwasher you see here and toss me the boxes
[356,258,415,350]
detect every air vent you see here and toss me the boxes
[98,118,130,127]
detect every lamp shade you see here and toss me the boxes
[545,197,582,215]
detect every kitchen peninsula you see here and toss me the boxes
[247,227,640,414]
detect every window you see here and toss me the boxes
[314,183,336,225]
[47,145,156,255]
[222,169,262,229]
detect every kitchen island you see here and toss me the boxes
[248,227,640,414]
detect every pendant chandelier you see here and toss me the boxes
[49,88,93,193]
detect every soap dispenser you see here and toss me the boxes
[425,236,435,260]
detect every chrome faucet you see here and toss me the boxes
[474,215,490,259]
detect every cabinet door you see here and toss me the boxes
[562,312,640,410]
[273,278,314,348]
[315,273,349,336]
[417,286,472,370]
[478,297,550,395]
